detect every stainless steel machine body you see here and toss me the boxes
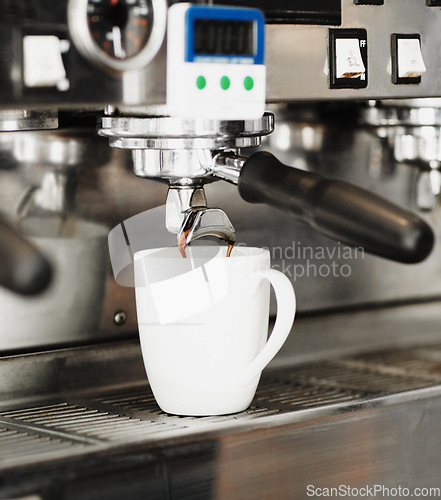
[2,0,441,498]
[0,0,441,108]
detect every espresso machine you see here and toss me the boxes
[2,0,441,498]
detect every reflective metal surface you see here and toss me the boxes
[265,0,441,101]
[98,114,273,246]
[165,186,236,246]
[362,100,441,210]
[2,104,441,349]
[1,0,441,496]
[0,111,58,132]
[99,114,274,150]
[1,302,441,498]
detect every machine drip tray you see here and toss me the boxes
[2,338,441,498]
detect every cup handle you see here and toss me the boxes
[239,268,296,387]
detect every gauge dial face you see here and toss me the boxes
[87,0,153,60]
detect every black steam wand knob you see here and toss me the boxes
[0,216,52,295]
[213,151,434,264]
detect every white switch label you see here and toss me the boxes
[397,38,426,79]
[23,36,68,89]
[335,38,366,79]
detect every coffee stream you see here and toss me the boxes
[177,229,190,258]
[178,230,235,258]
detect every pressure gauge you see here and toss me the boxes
[68,0,167,72]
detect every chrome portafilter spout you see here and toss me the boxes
[99,112,273,250]
[165,185,236,253]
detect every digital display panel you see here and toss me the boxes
[194,19,254,56]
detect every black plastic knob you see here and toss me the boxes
[238,151,434,264]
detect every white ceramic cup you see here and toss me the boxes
[134,245,296,416]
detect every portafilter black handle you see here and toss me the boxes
[0,216,52,295]
[235,151,434,264]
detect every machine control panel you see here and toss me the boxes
[0,0,440,108]
[166,3,266,120]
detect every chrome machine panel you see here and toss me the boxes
[1,0,441,498]
[0,0,441,110]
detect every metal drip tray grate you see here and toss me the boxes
[253,380,367,410]
[0,425,87,461]
[2,342,441,471]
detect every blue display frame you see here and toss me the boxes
[184,5,265,64]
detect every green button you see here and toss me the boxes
[196,76,206,90]
[220,76,230,90]
[244,76,254,91]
